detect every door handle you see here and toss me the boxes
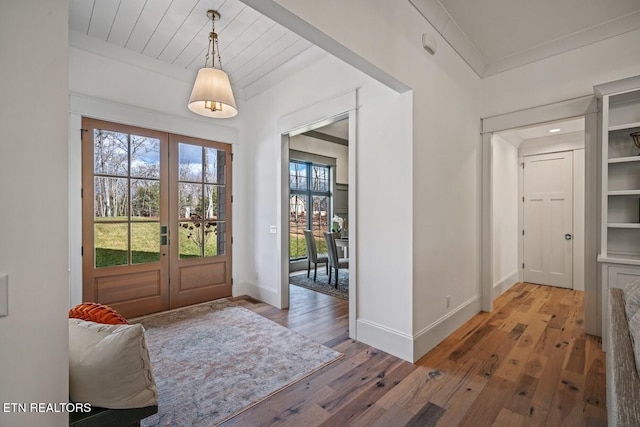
[564,233,573,240]
[160,225,168,245]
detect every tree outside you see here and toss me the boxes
[93,133,225,267]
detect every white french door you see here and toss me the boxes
[523,151,573,289]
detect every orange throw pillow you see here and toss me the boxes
[69,303,128,325]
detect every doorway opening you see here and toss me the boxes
[491,117,585,294]
[277,94,357,338]
[287,119,350,301]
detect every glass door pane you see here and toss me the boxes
[82,118,170,319]
[169,134,233,309]
[178,143,227,259]
[289,195,308,259]
[312,195,329,254]
[92,129,161,268]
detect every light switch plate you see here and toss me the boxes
[269,225,277,234]
[0,274,7,317]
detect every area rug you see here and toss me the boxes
[289,270,349,300]
[132,300,342,426]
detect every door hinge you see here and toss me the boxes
[81,188,84,198]
[80,128,88,140]
[231,236,234,244]
[521,162,525,168]
[81,246,84,256]
[522,196,525,202]
[230,153,234,161]
[522,229,525,236]
[231,277,234,287]
[231,195,234,203]
[522,263,525,269]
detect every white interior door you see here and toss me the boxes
[523,151,573,288]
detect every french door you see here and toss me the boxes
[82,118,232,317]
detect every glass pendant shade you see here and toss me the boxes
[188,67,238,118]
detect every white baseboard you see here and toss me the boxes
[412,296,482,362]
[233,282,281,308]
[356,319,414,362]
[492,270,519,297]
[236,283,485,364]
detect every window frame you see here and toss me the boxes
[289,160,332,261]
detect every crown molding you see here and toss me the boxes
[485,10,640,76]
[409,0,640,78]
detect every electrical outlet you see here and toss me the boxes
[446,295,451,309]
[269,225,277,234]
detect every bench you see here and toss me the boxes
[69,405,158,427]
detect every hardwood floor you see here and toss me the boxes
[228,282,607,426]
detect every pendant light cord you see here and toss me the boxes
[204,14,223,70]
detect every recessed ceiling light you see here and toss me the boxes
[549,128,561,133]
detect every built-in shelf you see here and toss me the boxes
[600,88,640,265]
[608,223,640,228]
[609,190,640,196]
[597,78,640,348]
[602,85,640,267]
[598,252,640,266]
[609,156,640,163]
[609,122,640,132]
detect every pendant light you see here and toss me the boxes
[188,10,238,118]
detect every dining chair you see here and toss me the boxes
[324,232,349,288]
[303,230,328,281]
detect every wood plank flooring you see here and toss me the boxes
[227,282,607,426]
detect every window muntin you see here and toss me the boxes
[177,143,227,258]
[289,161,331,261]
[92,129,161,267]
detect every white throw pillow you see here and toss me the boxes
[69,319,158,409]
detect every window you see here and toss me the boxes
[177,142,227,258]
[289,161,331,260]
[92,128,162,267]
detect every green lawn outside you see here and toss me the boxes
[95,218,323,267]
[289,234,327,259]
[94,220,219,267]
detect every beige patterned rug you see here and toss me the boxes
[133,300,342,426]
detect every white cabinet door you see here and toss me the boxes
[523,151,573,288]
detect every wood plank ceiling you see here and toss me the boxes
[69,0,317,100]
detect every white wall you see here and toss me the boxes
[492,135,519,294]
[67,30,417,362]
[0,1,69,426]
[519,131,586,157]
[68,47,241,126]
[481,27,640,339]
[481,29,640,118]
[238,54,415,359]
[270,0,483,361]
[67,47,242,306]
[290,134,349,184]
